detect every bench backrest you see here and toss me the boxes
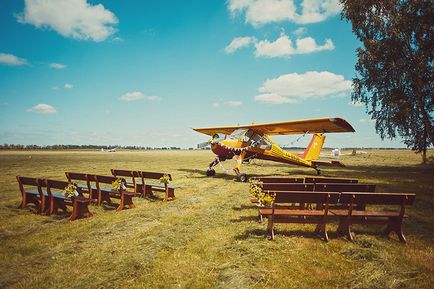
[16,176,40,186]
[45,179,71,190]
[111,169,141,178]
[251,177,304,183]
[65,172,87,182]
[305,177,358,184]
[340,192,416,205]
[273,191,340,204]
[139,171,172,181]
[262,183,315,192]
[314,183,376,192]
[95,175,119,185]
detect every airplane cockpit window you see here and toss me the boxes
[250,134,272,150]
[228,129,247,140]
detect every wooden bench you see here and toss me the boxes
[45,179,93,221]
[65,172,98,200]
[331,192,416,243]
[256,183,375,220]
[16,176,45,214]
[94,175,136,211]
[110,169,142,194]
[259,191,341,241]
[138,171,177,202]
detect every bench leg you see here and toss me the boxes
[166,188,176,201]
[336,217,353,241]
[116,192,135,212]
[315,223,329,242]
[69,199,93,222]
[98,192,112,206]
[51,198,68,215]
[19,193,40,210]
[144,185,153,198]
[384,217,406,243]
[267,217,275,240]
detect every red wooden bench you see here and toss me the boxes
[138,171,177,202]
[45,179,93,221]
[259,191,341,241]
[16,176,45,214]
[94,175,136,211]
[331,192,416,243]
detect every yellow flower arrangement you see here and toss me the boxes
[64,183,79,198]
[112,178,126,191]
[258,190,276,207]
[249,179,263,199]
[159,174,170,184]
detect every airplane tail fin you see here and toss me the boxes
[299,133,326,161]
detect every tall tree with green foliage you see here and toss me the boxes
[340,0,433,163]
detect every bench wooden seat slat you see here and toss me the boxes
[260,208,326,216]
[25,189,40,195]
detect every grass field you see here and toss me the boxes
[0,149,433,289]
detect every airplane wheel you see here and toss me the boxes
[206,168,216,176]
[316,168,321,175]
[238,173,248,182]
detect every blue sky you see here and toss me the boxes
[0,0,406,148]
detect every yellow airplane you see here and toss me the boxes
[193,117,355,182]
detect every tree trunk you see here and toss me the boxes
[422,148,427,164]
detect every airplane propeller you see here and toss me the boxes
[197,140,211,149]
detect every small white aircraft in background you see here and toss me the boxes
[101,147,118,152]
[320,148,367,158]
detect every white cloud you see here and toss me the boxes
[50,63,66,69]
[17,0,118,42]
[64,83,73,89]
[120,91,161,102]
[213,102,220,108]
[120,91,145,101]
[349,100,364,107]
[227,0,341,26]
[27,103,57,114]
[255,33,334,58]
[224,36,256,54]
[224,100,242,106]
[255,71,352,104]
[0,53,28,66]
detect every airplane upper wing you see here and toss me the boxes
[193,117,355,136]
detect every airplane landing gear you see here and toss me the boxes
[206,168,216,176]
[315,168,321,175]
[237,173,248,182]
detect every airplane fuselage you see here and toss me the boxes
[211,136,313,168]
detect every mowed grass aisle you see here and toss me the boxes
[0,150,433,288]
